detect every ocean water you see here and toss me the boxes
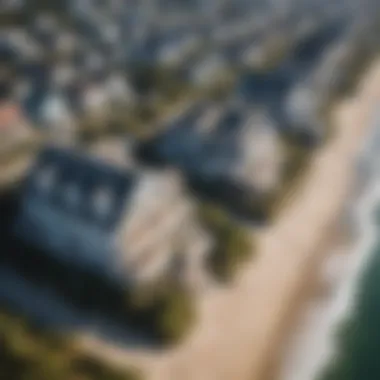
[277,107,380,380]
[320,233,380,380]
[318,114,380,379]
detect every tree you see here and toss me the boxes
[0,311,142,380]
[153,289,196,345]
[198,203,254,282]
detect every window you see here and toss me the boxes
[65,183,81,207]
[93,187,113,219]
[37,165,56,192]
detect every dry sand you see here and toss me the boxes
[79,60,380,380]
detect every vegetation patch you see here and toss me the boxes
[198,203,254,282]
[126,280,197,345]
[0,309,142,380]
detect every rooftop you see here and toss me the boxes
[28,146,137,231]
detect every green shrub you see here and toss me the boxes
[198,203,254,282]
[125,280,196,345]
[71,354,142,380]
[0,310,143,380]
[153,289,196,345]
[210,224,253,282]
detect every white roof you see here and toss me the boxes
[104,74,135,103]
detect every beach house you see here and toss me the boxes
[231,109,284,193]
[188,52,229,87]
[136,102,284,216]
[285,83,320,127]
[38,91,77,143]
[13,146,212,289]
[156,31,200,68]
[0,101,36,155]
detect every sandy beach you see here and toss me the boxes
[274,75,380,379]
[78,60,380,380]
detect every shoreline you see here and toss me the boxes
[78,61,380,380]
[272,67,380,380]
[260,221,344,380]
[247,59,380,380]
[274,106,380,380]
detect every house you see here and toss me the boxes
[126,29,162,65]
[54,30,78,57]
[136,101,211,168]
[31,13,61,51]
[6,28,43,61]
[194,106,284,195]
[2,0,24,11]
[284,82,318,128]
[156,32,200,67]
[13,146,212,290]
[230,110,284,193]
[38,91,77,143]
[310,38,353,96]
[82,50,107,77]
[51,63,77,90]
[81,83,110,119]
[99,21,121,46]
[284,81,326,146]
[240,40,267,68]
[103,73,136,107]
[0,101,35,155]
[137,102,284,213]
[87,137,136,169]
[233,68,292,110]
[188,52,228,87]
[0,101,38,187]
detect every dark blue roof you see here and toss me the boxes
[292,21,346,66]
[216,109,243,134]
[28,146,137,231]
[236,68,292,104]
